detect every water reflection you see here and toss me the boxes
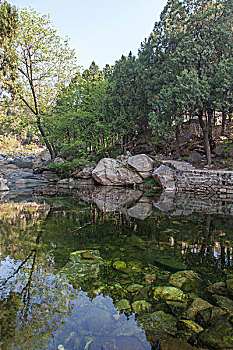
[0,193,233,349]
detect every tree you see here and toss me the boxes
[0,0,18,96]
[106,52,150,153]
[139,0,233,164]
[48,62,110,160]
[5,7,78,158]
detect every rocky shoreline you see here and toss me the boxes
[1,151,233,201]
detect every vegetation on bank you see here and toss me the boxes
[0,0,232,167]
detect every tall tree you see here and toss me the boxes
[0,0,18,96]
[140,0,233,164]
[106,52,150,153]
[4,7,78,158]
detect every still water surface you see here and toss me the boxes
[0,193,233,349]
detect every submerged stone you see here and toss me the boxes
[115,299,131,311]
[127,284,144,293]
[166,301,188,317]
[139,311,177,336]
[131,300,151,314]
[226,278,233,296]
[153,286,186,302]
[182,297,213,320]
[211,294,233,313]
[113,261,127,270]
[195,306,228,328]
[154,255,186,271]
[169,270,202,292]
[197,323,233,349]
[159,335,196,350]
[177,319,203,334]
[206,281,227,296]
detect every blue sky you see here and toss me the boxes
[10,0,167,70]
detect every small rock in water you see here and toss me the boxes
[58,345,64,350]
[113,261,127,270]
[132,300,151,314]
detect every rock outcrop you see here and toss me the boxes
[92,158,143,186]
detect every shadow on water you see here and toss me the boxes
[0,187,233,349]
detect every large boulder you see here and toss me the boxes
[0,177,9,191]
[152,165,176,192]
[127,154,154,178]
[92,158,143,186]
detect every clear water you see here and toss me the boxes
[0,193,233,350]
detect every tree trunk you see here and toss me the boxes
[175,126,180,159]
[123,134,128,154]
[37,116,55,159]
[221,111,227,136]
[198,111,212,165]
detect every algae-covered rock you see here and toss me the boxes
[153,286,186,302]
[195,306,228,328]
[166,301,188,317]
[177,319,203,334]
[127,284,144,293]
[182,297,213,320]
[226,278,233,296]
[159,335,196,350]
[197,323,233,349]
[60,250,103,282]
[169,270,202,292]
[206,281,227,296]
[211,294,233,313]
[131,300,151,314]
[138,311,177,336]
[113,261,127,270]
[154,254,186,271]
[115,299,131,311]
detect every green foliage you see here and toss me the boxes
[47,62,114,160]
[0,0,18,95]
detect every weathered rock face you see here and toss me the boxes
[92,158,143,186]
[127,154,154,179]
[152,165,176,192]
[74,165,96,179]
[0,177,9,191]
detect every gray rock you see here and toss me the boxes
[0,177,9,191]
[152,165,175,192]
[74,164,96,179]
[127,202,153,220]
[127,154,154,178]
[92,158,143,186]
[39,150,51,161]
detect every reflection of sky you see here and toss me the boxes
[0,256,27,298]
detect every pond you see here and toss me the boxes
[0,189,233,350]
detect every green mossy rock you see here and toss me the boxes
[153,286,187,302]
[197,323,233,349]
[195,306,228,328]
[177,319,203,334]
[138,311,177,336]
[211,294,233,313]
[182,297,213,320]
[226,278,233,296]
[127,284,144,293]
[115,299,130,311]
[169,270,202,292]
[113,261,127,270]
[131,300,151,314]
[166,301,188,317]
[159,335,196,350]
